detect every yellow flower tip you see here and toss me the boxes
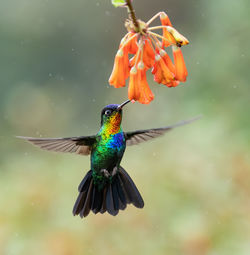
[155,54,161,61]
[160,12,172,26]
[177,34,189,46]
[120,37,126,45]
[138,61,145,70]
[130,66,137,74]
[117,49,124,57]
[172,45,178,52]
[120,33,131,45]
[159,49,166,57]
[160,12,167,19]
[166,27,189,46]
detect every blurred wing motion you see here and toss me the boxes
[17,135,96,155]
[125,116,202,146]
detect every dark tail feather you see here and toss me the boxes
[73,167,144,217]
[72,170,92,216]
[78,170,92,192]
[79,179,93,218]
[119,167,144,208]
[106,183,119,216]
[91,186,102,214]
[114,178,126,210]
[100,187,107,214]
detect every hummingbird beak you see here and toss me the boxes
[117,100,131,111]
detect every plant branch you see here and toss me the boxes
[125,0,139,30]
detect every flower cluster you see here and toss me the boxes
[109,11,189,104]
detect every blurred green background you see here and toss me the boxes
[0,0,250,254]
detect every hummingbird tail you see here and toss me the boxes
[72,167,144,218]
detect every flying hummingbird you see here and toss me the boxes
[18,100,199,217]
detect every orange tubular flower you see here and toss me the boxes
[173,45,188,82]
[128,66,140,101]
[125,33,138,54]
[153,54,174,85]
[109,49,129,88]
[160,12,175,47]
[159,49,175,74]
[128,62,154,104]
[109,7,189,104]
[142,39,155,69]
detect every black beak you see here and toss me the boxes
[117,100,131,110]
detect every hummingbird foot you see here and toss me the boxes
[100,167,118,178]
[100,169,110,178]
[112,166,118,176]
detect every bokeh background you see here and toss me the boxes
[0,0,250,254]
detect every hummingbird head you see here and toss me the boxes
[100,100,130,128]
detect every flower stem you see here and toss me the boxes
[148,31,175,46]
[148,26,167,31]
[146,12,162,25]
[120,33,137,50]
[125,0,139,30]
[133,42,142,68]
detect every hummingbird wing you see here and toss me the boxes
[125,116,201,146]
[17,136,96,155]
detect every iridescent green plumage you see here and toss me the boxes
[91,104,126,189]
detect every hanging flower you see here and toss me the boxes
[128,62,154,104]
[109,2,189,104]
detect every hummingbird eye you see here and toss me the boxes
[104,109,112,116]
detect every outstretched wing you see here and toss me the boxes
[17,135,96,155]
[125,116,201,146]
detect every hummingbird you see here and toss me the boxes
[18,100,199,217]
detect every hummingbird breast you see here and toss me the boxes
[91,131,126,172]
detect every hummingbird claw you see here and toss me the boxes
[101,169,110,178]
[100,167,118,178]
[112,166,118,176]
